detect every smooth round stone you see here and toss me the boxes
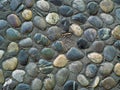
[41,48,55,59]
[25,0,34,8]
[72,13,87,24]
[7,42,19,53]
[99,62,113,76]
[34,33,50,46]
[47,26,61,41]
[38,59,53,74]
[0,35,4,45]
[53,54,68,68]
[36,0,50,12]
[31,78,42,90]
[0,69,4,84]
[114,63,120,76]
[7,14,21,28]
[114,40,120,50]
[87,2,99,15]
[98,28,111,40]
[46,13,59,25]
[103,46,117,61]
[49,0,62,6]
[63,80,78,90]
[12,70,25,82]
[6,28,21,41]
[85,64,98,78]
[69,24,83,36]
[100,0,114,13]
[18,50,29,66]
[22,9,32,20]
[59,5,73,17]
[101,77,116,89]
[88,52,103,64]
[100,13,114,25]
[77,38,89,49]
[0,50,4,59]
[91,41,105,53]
[21,21,33,34]
[19,38,33,48]
[33,16,47,30]
[77,74,89,86]
[0,20,7,29]
[112,25,120,39]
[2,57,18,70]
[72,0,85,12]
[88,16,103,28]
[56,68,69,86]
[69,61,83,74]
[84,28,97,42]
[66,47,84,61]
[15,83,30,90]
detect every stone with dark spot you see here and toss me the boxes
[77,38,89,49]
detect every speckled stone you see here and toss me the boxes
[25,0,34,8]
[114,63,120,76]
[15,83,30,90]
[22,9,32,20]
[0,50,4,59]
[112,25,120,39]
[0,69,4,84]
[7,42,19,53]
[77,38,89,49]
[31,78,42,90]
[0,20,7,29]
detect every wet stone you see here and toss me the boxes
[0,20,7,29]
[31,78,42,90]
[0,69,4,84]
[66,47,84,61]
[25,0,34,8]
[15,83,31,90]
[103,46,117,61]
[49,0,62,6]
[114,63,120,76]
[77,38,89,49]
[0,35,4,45]
[112,25,120,39]
[22,9,32,21]
[0,50,4,59]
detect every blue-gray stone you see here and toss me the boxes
[0,35,4,45]
[114,40,120,50]
[15,83,31,90]
[49,0,62,6]
[77,38,89,49]
[116,8,120,20]
[113,0,120,4]
[0,20,7,29]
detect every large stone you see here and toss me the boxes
[7,42,19,53]
[22,9,32,20]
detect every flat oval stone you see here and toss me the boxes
[77,74,89,86]
[84,28,97,42]
[33,16,47,30]
[0,35,4,45]
[15,83,30,90]
[7,42,19,53]
[112,25,120,39]
[114,63,120,76]
[6,28,21,41]
[72,0,85,12]
[0,50,4,59]
[21,21,33,34]
[59,5,73,17]
[98,28,111,40]
[7,14,21,28]
[56,68,69,86]
[88,16,103,28]
[63,80,78,90]
[25,0,34,8]
[0,69,4,84]
[87,2,99,15]
[100,0,114,13]
[49,0,62,6]
[0,20,7,29]
[46,12,59,25]
[66,47,84,61]
[31,78,42,90]
[103,46,117,61]
[77,38,89,49]
[22,9,32,20]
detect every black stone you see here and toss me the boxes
[77,38,89,49]
[49,0,62,6]
[15,83,30,90]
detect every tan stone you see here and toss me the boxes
[112,25,120,39]
[114,63,120,76]
[22,9,32,20]
[7,42,19,53]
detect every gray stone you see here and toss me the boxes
[10,0,23,10]
[15,83,31,90]
[0,20,7,29]
[31,78,42,90]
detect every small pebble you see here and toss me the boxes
[114,63,120,76]
[0,50,4,59]
[77,38,89,49]
[7,42,19,53]
[31,78,42,90]
[22,9,32,20]
[112,25,120,39]
[0,20,7,29]
[0,69,4,84]
[25,0,34,8]
[15,83,30,90]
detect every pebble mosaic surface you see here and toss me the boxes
[0,0,120,90]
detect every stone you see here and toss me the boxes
[99,62,113,76]
[63,80,78,90]
[7,42,19,53]
[80,88,88,90]
[31,78,42,90]
[0,20,7,29]
[100,13,114,25]
[22,9,32,20]
[72,13,87,24]
[46,12,59,25]
[103,46,117,61]
[21,21,33,34]
[41,48,55,59]
[15,83,30,90]
[56,68,69,86]
[0,50,4,59]
[0,69,4,84]
[69,61,83,74]
[87,2,99,15]
[88,16,103,28]
[6,28,21,41]
[77,38,89,49]
[36,0,50,12]
[66,47,84,61]
[112,25,120,39]
[98,28,111,40]
[114,40,120,50]
[88,52,103,64]
[85,64,98,78]
[113,0,120,4]
[114,63,120,76]
[49,0,62,6]
[53,54,68,67]
[0,35,4,45]
[7,14,21,28]
[16,4,25,13]
[59,5,73,17]
[69,24,83,36]
[2,57,18,70]
[19,38,33,48]
[72,0,85,12]
[77,74,89,86]
[12,70,25,82]
[25,0,34,8]
[84,28,97,42]
[33,16,47,30]
[101,77,116,89]
[100,0,114,13]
